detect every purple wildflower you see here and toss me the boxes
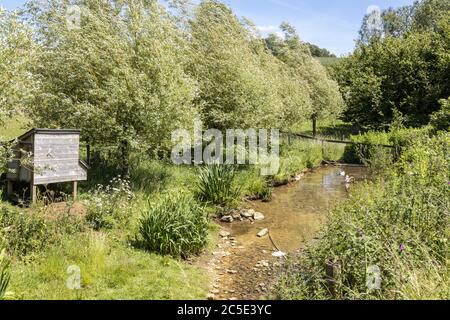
[399,244,406,253]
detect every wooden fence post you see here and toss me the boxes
[72,181,78,201]
[325,260,342,298]
[31,184,37,204]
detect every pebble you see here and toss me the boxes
[255,260,270,268]
[240,209,254,218]
[219,231,231,238]
[253,212,265,221]
[227,269,238,274]
[257,228,269,237]
[232,212,241,219]
[221,215,234,223]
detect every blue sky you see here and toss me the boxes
[0,0,415,55]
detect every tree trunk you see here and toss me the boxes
[119,139,130,178]
[312,117,317,137]
[86,143,91,165]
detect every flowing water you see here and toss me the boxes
[208,165,369,300]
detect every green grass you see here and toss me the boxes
[2,153,212,300]
[10,231,209,300]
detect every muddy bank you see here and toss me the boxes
[206,165,369,300]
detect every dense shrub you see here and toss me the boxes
[430,97,450,132]
[277,133,450,300]
[343,128,431,165]
[139,194,209,258]
[0,206,49,256]
[0,204,85,257]
[333,6,450,129]
[195,165,241,209]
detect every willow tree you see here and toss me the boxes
[26,0,196,174]
[266,23,344,135]
[188,0,283,130]
[0,8,36,124]
[244,21,312,131]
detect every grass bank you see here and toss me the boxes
[276,132,450,300]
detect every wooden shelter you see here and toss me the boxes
[6,129,88,204]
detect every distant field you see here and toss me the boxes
[0,115,31,140]
[315,57,340,66]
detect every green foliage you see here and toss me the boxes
[195,165,241,208]
[236,168,272,201]
[412,0,450,32]
[306,43,336,58]
[85,177,134,230]
[0,248,10,300]
[430,97,450,131]
[266,23,344,125]
[189,1,285,130]
[343,128,431,165]
[0,203,85,258]
[277,132,450,300]
[274,139,345,184]
[0,206,50,257]
[334,1,450,129]
[315,57,340,67]
[0,9,36,123]
[138,194,209,258]
[26,0,197,172]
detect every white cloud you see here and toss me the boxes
[366,5,381,15]
[256,25,279,33]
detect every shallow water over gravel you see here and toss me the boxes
[209,165,369,300]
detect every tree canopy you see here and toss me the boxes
[0,8,36,124]
[333,0,450,129]
[1,0,345,171]
[25,0,197,171]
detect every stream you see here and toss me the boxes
[206,165,369,300]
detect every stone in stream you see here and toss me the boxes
[240,209,254,218]
[221,215,234,223]
[257,228,269,237]
[219,231,230,238]
[253,212,265,221]
[231,211,241,220]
